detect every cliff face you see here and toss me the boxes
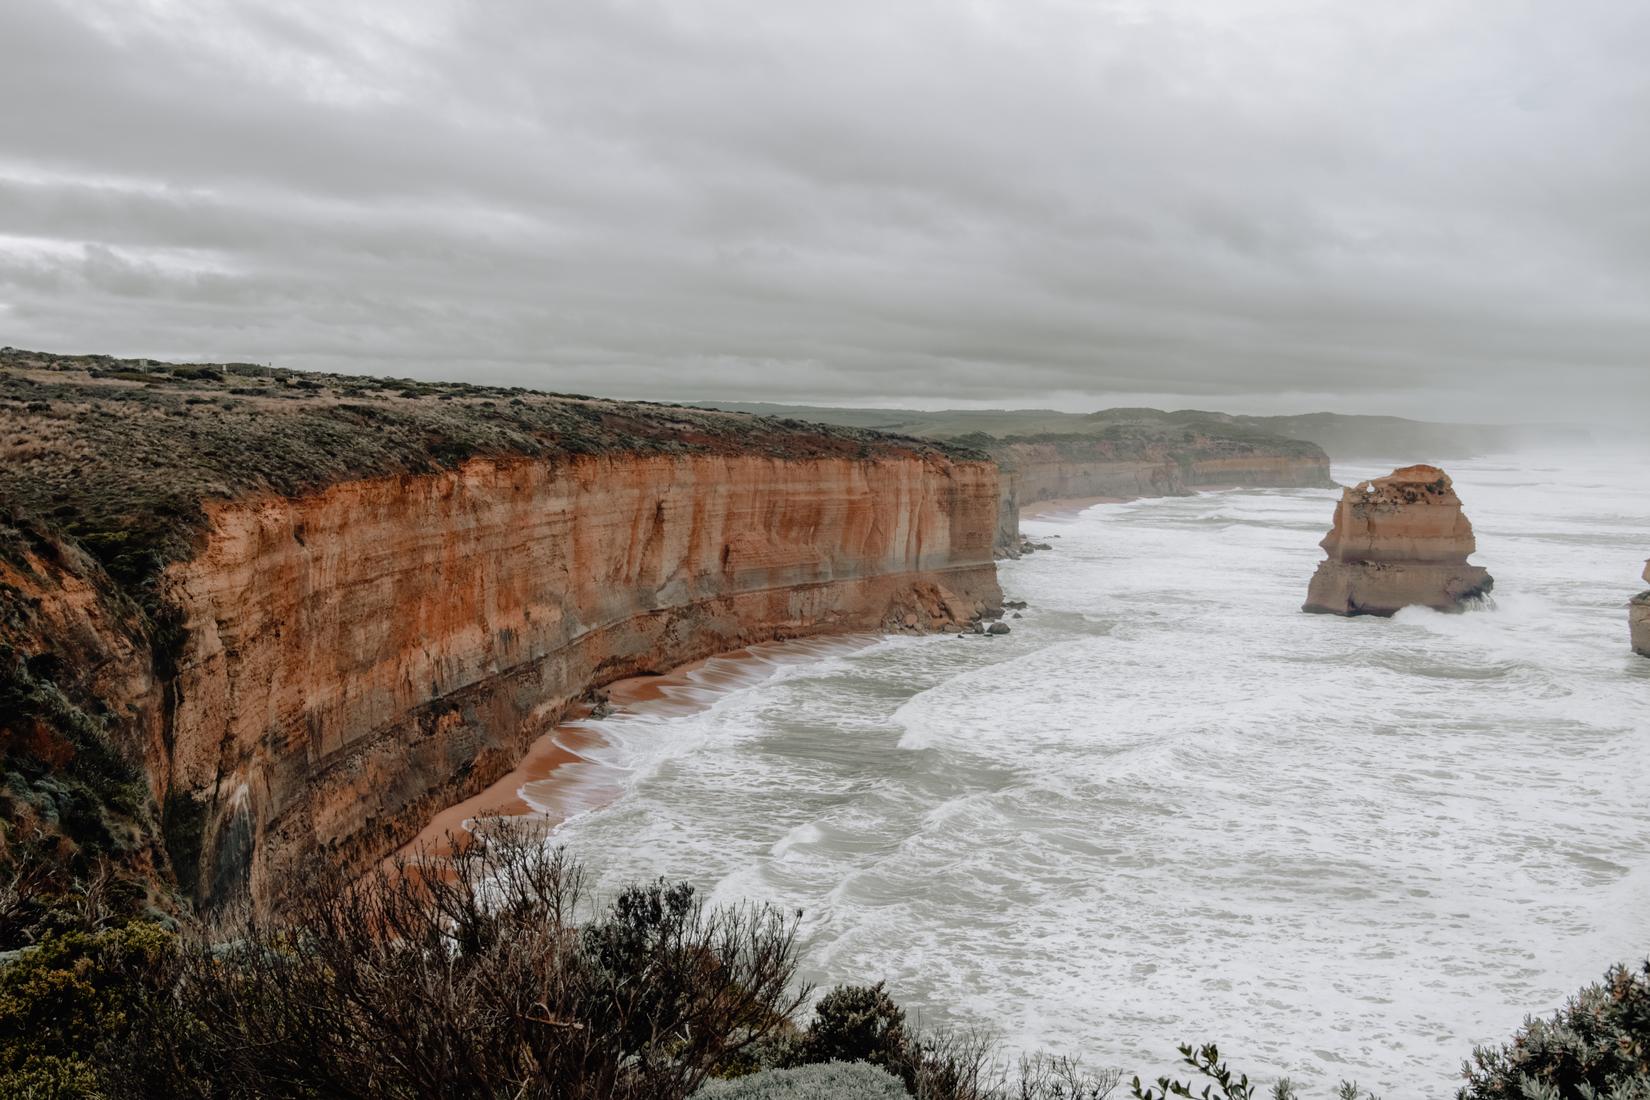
[163,453,998,905]
[1303,465,1493,616]
[0,350,1001,917]
[1632,561,1649,658]
[1182,454,1338,489]
[991,436,1333,554]
[688,407,1338,555]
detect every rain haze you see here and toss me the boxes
[2,0,1648,423]
[4,7,1650,1097]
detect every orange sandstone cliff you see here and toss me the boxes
[168,453,998,906]
[686,408,1337,555]
[1631,561,1649,657]
[0,350,999,913]
[1302,464,1493,616]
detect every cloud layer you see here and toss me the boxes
[2,0,1647,421]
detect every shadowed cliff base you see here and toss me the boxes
[0,348,1001,926]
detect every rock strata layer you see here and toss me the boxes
[1303,465,1493,616]
[1632,561,1649,657]
[5,452,1000,910]
[992,437,1334,555]
[170,453,1001,906]
[0,350,1005,913]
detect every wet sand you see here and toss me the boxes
[1019,494,1129,520]
[400,635,878,860]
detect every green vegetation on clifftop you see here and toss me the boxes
[0,348,977,591]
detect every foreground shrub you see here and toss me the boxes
[904,1037,1120,1100]
[1459,960,1650,1100]
[0,808,1643,1099]
[168,820,804,1099]
[698,1062,909,1099]
[797,983,912,1080]
[789,988,1119,1100]
[1129,1043,1379,1100]
[0,920,177,1097]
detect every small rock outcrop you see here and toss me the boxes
[1631,561,1649,658]
[1303,464,1493,616]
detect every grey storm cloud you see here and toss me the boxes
[1,0,1648,422]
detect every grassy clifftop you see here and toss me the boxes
[0,348,977,591]
[947,417,1327,466]
[705,402,1328,464]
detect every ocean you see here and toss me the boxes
[544,452,1650,1095]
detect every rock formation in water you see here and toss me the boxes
[1632,561,1650,657]
[0,349,1001,912]
[1302,464,1493,616]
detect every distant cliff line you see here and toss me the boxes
[986,432,1333,556]
[703,400,1600,462]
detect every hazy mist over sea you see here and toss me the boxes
[543,449,1650,1095]
[6,1,1650,1095]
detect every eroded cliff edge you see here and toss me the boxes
[0,350,999,912]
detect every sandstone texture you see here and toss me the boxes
[0,349,1001,913]
[165,453,999,905]
[1631,561,1649,658]
[1302,464,1493,616]
[687,407,1338,557]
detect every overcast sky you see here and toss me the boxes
[2,1,1647,422]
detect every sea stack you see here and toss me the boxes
[1303,464,1493,616]
[1631,561,1650,657]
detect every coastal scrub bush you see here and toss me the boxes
[889,1035,1120,1100]
[789,989,1119,1100]
[797,983,912,1079]
[0,920,178,1098]
[1458,960,1650,1099]
[137,818,808,1100]
[1129,1043,1379,1100]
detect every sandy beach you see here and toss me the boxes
[1019,495,1130,520]
[398,494,1134,865]
[400,635,880,859]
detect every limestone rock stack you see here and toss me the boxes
[1631,561,1649,657]
[1303,464,1493,616]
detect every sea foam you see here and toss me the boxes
[552,453,1650,1095]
